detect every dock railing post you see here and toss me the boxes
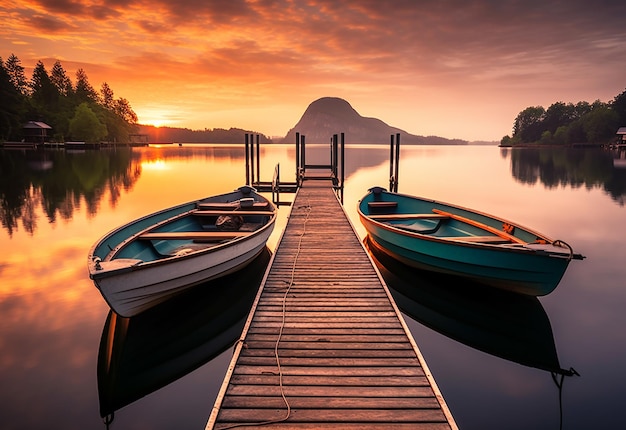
[255,134,260,185]
[332,134,339,185]
[295,132,300,184]
[394,133,400,192]
[389,134,394,192]
[301,134,306,183]
[389,133,401,193]
[330,136,334,178]
[249,133,255,187]
[245,133,250,185]
[272,163,280,204]
[340,132,345,203]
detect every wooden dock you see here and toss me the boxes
[206,180,458,429]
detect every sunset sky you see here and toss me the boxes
[2,0,625,141]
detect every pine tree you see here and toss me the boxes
[50,61,73,97]
[4,54,29,96]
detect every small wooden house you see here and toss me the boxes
[617,127,626,144]
[23,121,52,144]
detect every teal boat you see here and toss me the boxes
[358,187,584,296]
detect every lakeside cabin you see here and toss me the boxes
[617,127,626,144]
[23,121,52,144]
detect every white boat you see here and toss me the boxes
[88,186,276,317]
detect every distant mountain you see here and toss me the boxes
[282,97,467,145]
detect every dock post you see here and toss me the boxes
[255,134,260,185]
[249,134,255,187]
[389,133,401,192]
[332,134,339,185]
[301,134,306,182]
[295,132,300,183]
[389,134,394,191]
[245,133,250,185]
[394,132,401,192]
[340,132,345,203]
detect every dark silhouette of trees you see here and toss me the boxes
[503,90,626,146]
[4,54,28,96]
[0,56,27,141]
[612,89,626,126]
[0,54,138,143]
[69,103,107,143]
[513,106,545,143]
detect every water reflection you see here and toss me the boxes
[365,237,578,413]
[0,145,247,236]
[3,145,625,238]
[97,247,270,426]
[0,148,139,236]
[503,147,626,205]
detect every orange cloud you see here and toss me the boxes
[2,1,625,141]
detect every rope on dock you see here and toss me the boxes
[221,203,312,429]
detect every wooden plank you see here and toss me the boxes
[138,231,249,240]
[214,424,450,430]
[369,213,450,221]
[235,356,424,367]
[443,235,511,243]
[220,396,438,409]
[225,385,436,398]
[193,209,275,216]
[215,408,448,423]
[197,201,270,210]
[232,365,426,377]
[367,201,398,209]
[432,208,526,244]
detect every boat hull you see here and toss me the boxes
[88,186,276,317]
[93,232,269,317]
[358,187,582,296]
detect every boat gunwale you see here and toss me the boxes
[357,189,578,258]
[88,190,277,279]
[356,210,568,256]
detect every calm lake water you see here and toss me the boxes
[1,143,625,430]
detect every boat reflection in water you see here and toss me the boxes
[96,247,271,426]
[365,237,579,422]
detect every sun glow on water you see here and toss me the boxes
[141,159,168,170]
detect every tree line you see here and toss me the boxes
[501,89,626,146]
[0,54,137,143]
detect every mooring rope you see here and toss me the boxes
[221,202,312,429]
[553,239,574,261]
